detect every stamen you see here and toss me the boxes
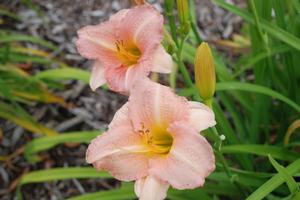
[115,40,141,67]
[139,123,173,155]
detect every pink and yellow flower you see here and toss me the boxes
[86,79,216,200]
[76,5,172,93]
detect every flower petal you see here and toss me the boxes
[151,45,173,74]
[134,176,169,200]
[108,102,130,129]
[104,66,128,94]
[188,101,216,132]
[95,151,148,181]
[109,9,129,22]
[76,22,116,60]
[149,122,215,189]
[104,64,149,94]
[90,61,106,91]
[118,5,163,52]
[76,9,128,66]
[129,79,189,131]
[86,125,149,181]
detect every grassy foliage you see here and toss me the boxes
[1,0,300,199]
[0,12,88,135]
[0,31,61,135]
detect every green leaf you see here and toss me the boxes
[0,9,21,21]
[25,131,101,162]
[69,183,225,200]
[291,191,300,200]
[34,68,90,84]
[212,101,239,144]
[17,167,111,200]
[68,184,135,200]
[0,33,57,50]
[168,188,212,200]
[216,82,300,113]
[212,0,300,51]
[20,167,110,185]
[0,102,58,136]
[221,145,300,161]
[268,155,299,194]
[246,158,300,200]
[233,45,291,78]
[208,171,267,188]
[0,67,67,106]
[0,47,69,68]
[180,82,300,113]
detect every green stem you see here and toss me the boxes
[211,127,248,197]
[165,0,194,88]
[175,37,194,87]
[164,0,179,46]
[188,0,202,43]
[190,19,202,43]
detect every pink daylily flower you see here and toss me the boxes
[86,79,216,200]
[76,5,172,93]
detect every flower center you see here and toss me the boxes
[115,40,141,67]
[140,124,173,155]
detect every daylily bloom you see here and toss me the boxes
[86,79,216,200]
[76,5,172,94]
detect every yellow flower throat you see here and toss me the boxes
[115,40,141,67]
[139,124,173,155]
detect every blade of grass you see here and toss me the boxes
[0,102,57,136]
[208,171,267,188]
[247,0,274,144]
[17,167,111,200]
[221,144,300,161]
[213,100,254,171]
[216,82,300,113]
[0,47,68,68]
[67,184,135,200]
[0,9,21,21]
[25,131,100,162]
[268,155,299,194]
[35,68,90,84]
[0,67,67,106]
[213,0,300,51]
[168,188,212,200]
[233,45,291,78]
[246,158,300,200]
[19,167,110,185]
[0,33,57,50]
[69,183,226,200]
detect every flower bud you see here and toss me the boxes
[177,0,190,36]
[194,42,216,107]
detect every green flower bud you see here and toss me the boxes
[177,0,190,36]
[194,42,216,107]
